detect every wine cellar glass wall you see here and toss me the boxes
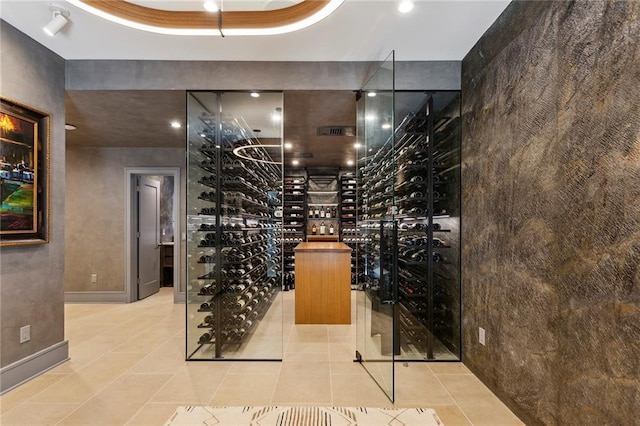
[186,92,284,360]
[359,91,461,361]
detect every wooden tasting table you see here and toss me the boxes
[294,242,352,324]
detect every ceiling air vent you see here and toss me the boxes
[317,126,355,137]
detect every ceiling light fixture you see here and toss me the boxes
[284,142,293,149]
[43,4,70,36]
[367,92,377,97]
[347,160,354,166]
[170,121,181,128]
[203,0,219,12]
[398,0,414,13]
[292,159,300,166]
[381,119,392,130]
[354,143,362,149]
[250,92,260,98]
[66,0,344,36]
[64,124,77,131]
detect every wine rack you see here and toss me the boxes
[359,91,461,360]
[282,174,306,289]
[340,172,364,288]
[187,92,283,360]
[306,173,340,241]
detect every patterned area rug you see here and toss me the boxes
[165,406,443,425]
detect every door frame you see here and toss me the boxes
[125,167,182,303]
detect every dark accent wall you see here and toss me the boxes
[0,21,66,371]
[461,1,640,425]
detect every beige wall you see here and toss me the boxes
[0,21,67,384]
[65,147,185,294]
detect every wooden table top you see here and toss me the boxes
[294,242,352,252]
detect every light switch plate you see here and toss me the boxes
[479,327,486,346]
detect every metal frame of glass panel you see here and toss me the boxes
[186,91,284,361]
[355,51,462,402]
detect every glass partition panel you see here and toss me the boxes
[356,51,396,401]
[186,91,283,360]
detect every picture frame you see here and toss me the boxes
[0,97,50,246]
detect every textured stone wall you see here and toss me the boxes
[461,1,640,425]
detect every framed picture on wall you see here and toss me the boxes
[0,97,50,246]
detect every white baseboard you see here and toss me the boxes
[64,291,129,303]
[0,340,69,394]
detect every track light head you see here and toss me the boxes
[44,4,70,36]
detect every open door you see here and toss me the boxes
[355,51,397,401]
[137,176,161,300]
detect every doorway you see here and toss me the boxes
[125,167,182,303]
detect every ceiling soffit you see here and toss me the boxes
[70,0,340,34]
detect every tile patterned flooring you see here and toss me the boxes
[0,288,524,425]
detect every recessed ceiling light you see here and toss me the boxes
[203,0,218,12]
[365,114,376,121]
[398,0,414,13]
[170,121,181,128]
[354,143,362,149]
[284,142,293,149]
[292,159,300,166]
[347,160,354,166]
[250,92,260,98]
[65,124,77,131]
[367,92,377,97]
[381,123,392,130]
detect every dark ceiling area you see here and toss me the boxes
[65,89,357,170]
[65,90,187,148]
[283,90,357,169]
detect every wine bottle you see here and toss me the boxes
[198,331,214,344]
[320,206,325,218]
[314,206,320,218]
[312,223,317,235]
[320,221,326,235]
[329,223,335,235]
[326,207,331,218]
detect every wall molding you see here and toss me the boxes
[64,291,128,303]
[0,340,69,394]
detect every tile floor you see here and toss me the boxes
[0,288,524,425]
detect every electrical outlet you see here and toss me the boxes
[91,273,98,283]
[479,327,486,346]
[20,325,31,343]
